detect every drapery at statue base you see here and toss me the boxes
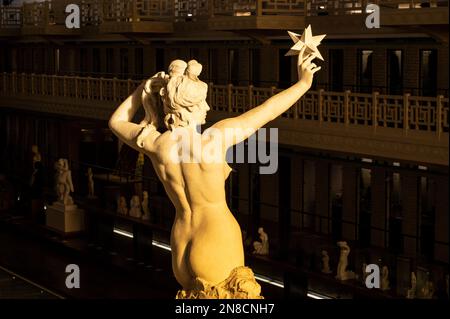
[176,266,263,299]
[109,27,324,299]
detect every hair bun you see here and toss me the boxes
[187,60,202,77]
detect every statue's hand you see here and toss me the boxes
[298,47,321,89]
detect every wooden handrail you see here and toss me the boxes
[0,72,448,135]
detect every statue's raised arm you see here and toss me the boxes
[209,26,325,150]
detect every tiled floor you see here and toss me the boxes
[0,266,59,299]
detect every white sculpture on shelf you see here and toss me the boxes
[46,158,84,233]
[31,145,42,165]
[421,280,434,299]
[129,195,142,219]
[87,167,96,198]
[381,266,390,291]
[406,272,417,299]
[321,250,332,274]
[335,241,356,281]
[55,158,74,205]
[252,227,269,256]
[117,196,128,216]
[141,191,151,221]
[108,26,323,299]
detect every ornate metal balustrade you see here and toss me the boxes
[0,6,21,28]
[1,0,447,29]
[102,0,173,22]
[0,72,447,136]
[307,0,449,16]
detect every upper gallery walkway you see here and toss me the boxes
[0,72,448,166]
[0,0,448,38]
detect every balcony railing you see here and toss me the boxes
[4,0,446,28]
[308,0,449,16]
[0,6,21,28]
[0,72,448,136]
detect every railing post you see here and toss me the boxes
[100,78,104,100]
[52,74,55,96]
[208,82,213,108]
[372,91,379,131]
[11,72,16,94]
[41,74,45,95]
[132,0,138,22]
[256,0,263,16]
[2,72,6,95]
[248,85,253,110]
[344,90,350,126]
[113,77,117,101]
[63,75,67,97]
[436,95,443,140]
[75,76,79,98]
[31,73,35,95]
[403,93,410,135]
[87,77,91,99]
[228,84,233,113]
[318,89,324,124]
[21,72,25,95]
[127,78,132,95]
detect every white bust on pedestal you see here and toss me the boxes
[381,266,390,291]
[129,195,142,218]
[141,191,151,221]
[335,241,356,281]
[46,158,85,234]
[252,227,269,256]
[321,250,332,274]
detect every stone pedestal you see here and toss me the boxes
[46,201,85,233]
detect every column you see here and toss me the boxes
[371,167,386,247]
[342,164,357,240]
[290,155,303,230]
[434,175,448,263]
[402,173,419,256]
[315,160,329,234]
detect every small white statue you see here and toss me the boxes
[321,250,332,274]
[421,280,434,299]
[406,272,417,299]
[55,158,74,205]
[336,241,356,281]
[31,145,42,165]
[129,195,142,218]
[117,196,128,216]
[381,266,390,291]
[87,167,95,198]
[252,227,269,256]
[141,191,151,221]
[30,145,42,188]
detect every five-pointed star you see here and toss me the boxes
[285,25,326,60]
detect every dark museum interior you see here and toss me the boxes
[0,0,448,301]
